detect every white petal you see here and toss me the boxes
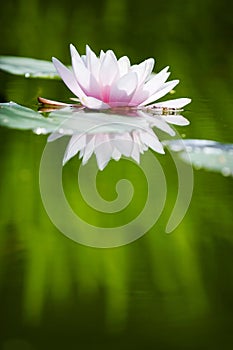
[86,45,101,82]
[139,131,165,154]
[143,58,155,82]
[132,131,147,153]
[112,133,133,157]
[150,98,192,109]
[95,134,113,170]
[99,50,105,62]
[129,88,149,106]
[99,50,119,87]
[111,148,122,161]
[70,44,101,98]
[109,72,138,104]
[82,135,96,164]
[118,56,130,76]
[79,148,84,159]
[63,134,86,165]
[71,59,101,99]
[151,118,175,135]
[129,59,154,106]
[81,55,87,66]
[143,66,170,95]
[140,80,179,106]
[137,110,175,136]
[52,57,85,98]
[162,115,190,126]
[70,44,85,66]
[130,58,154,87]
[71,60,90,91]
[80,96,110,109]
[131,132,141,163]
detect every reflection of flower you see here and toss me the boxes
[63,129,164,171]
[48,110,189,170]
[52,44,191,110]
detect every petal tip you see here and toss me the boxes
[70,43,75,52]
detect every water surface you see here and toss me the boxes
[0,0,233,349]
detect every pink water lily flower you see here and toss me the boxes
[52,44,191,110]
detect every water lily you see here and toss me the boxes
[52,44,191,110]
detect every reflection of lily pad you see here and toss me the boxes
[0,56,60,79]
[166,139,233,177]
[0,102,149,135]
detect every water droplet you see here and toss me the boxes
[33,127,47,135]
[57,127,74,135]
[25,72,31,78]
[221,167,231,177]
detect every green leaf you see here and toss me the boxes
[0,56,61,79]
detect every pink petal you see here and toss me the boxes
[129,88,149,106]
[52,57,85,98]
[71,59,101,99]
[129,59,155,105]
[109,72,138,104]
[99,50,119,87]
[70,46,101,96]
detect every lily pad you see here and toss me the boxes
[0,102,59,133]
[0,56,61,79]
[166,139,233,177]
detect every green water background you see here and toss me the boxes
[0,0,233,349]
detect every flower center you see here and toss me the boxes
[101,86,111,103]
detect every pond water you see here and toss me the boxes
[0,0,233,349]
